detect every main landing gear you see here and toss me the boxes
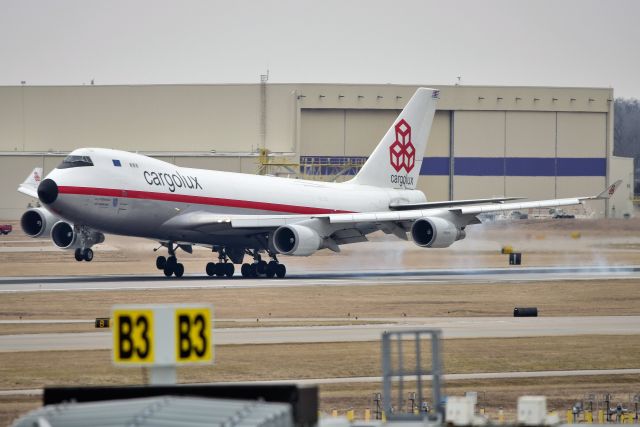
[155,243,184,278]
[152,244,286,279]
[240,249,286,279]
[74,248,94,262]
[205,248,235,278]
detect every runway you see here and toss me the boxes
[1,316,639,352]
[1,265,639,293]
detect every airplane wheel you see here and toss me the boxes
[249,263,258,278]
[83,248,94,262]
[156,256,167,270]
[74,248,83,262]
[214,263,225,277]
[174,263,184,278]
[224,263,235,277]
[265,261,277,278]
[163,264,174,277]
[276,264,286,278]
[206,262,215,277]
[166,256,177,270]
[241,263,251,277]
[256,260,267,275]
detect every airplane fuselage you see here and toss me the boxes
[43,148,427,246]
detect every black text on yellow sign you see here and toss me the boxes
[113,309,154,364]
[175,308,212,363]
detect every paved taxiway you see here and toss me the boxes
[1,265,639,293]
[2,316,639,352]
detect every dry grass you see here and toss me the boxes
[2,335,640,424]
[1,335,638,390]
[1,280,640,326]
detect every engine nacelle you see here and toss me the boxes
[51,221,105,250]
[410,217,465,248]
[51,221,78,249]
[20,208,59,238]
[272,224,322,256]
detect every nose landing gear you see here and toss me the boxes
[72,226,103,262]
[74,248,94,262]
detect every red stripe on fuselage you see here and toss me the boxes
[57,186,353,215]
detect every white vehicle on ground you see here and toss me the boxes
[17,88,621,278]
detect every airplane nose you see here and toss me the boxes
[38,178,59,204]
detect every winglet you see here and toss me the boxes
[17,167,43,198]
[593,180,622,200]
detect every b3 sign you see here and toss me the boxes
[175,307,212,362]
[112,304,213,366]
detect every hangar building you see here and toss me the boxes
[0,83,633,219]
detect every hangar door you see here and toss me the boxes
[452,111,607,202]
[300,109,400,156]
[300,109,450,157]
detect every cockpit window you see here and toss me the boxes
[57,155,94,169]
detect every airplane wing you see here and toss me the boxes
[388,196,524,210]
[328,180,622,225]
[161,180,622,246]
[17,167,43,198]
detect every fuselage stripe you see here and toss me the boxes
[57,186,353,215]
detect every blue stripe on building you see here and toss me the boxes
[300,156,606,177]
[557,158,606,176]
[420,157,450,175]
[454,157,505,176]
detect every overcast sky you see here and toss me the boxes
[1,0,639,98]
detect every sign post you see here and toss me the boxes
[112,304,213,385]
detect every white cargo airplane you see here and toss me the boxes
[17,88,620,278]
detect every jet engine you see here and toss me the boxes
[20,208,59,238]
[51,221,105,249]
[272,224,323,256]
[410,217,465,248]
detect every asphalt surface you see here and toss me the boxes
[1,265,639,292]
[1,316,639,352]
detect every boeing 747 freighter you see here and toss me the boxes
[17,88,620,278]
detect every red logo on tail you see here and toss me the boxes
[389,119,415,173]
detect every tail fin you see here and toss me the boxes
[17,167,43,198]
[594,179,622,199]
[350,87,439,189]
